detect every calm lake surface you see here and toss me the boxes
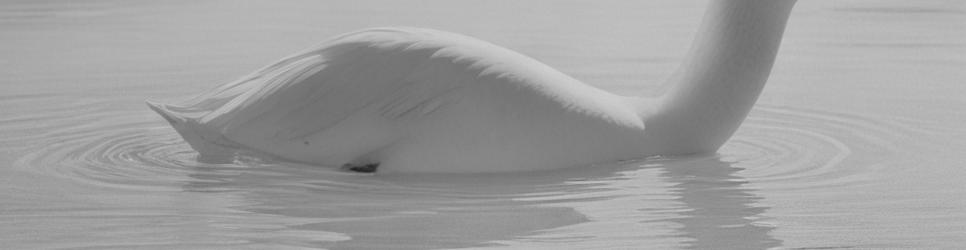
[2,0,965,249]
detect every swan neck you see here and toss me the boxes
[650,0,796,154]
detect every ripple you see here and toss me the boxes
[7,96,923,197]
[14,122,196,191]
[719,105,916,190]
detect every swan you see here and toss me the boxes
[147,0,797,173]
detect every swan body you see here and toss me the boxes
[148,0,796,173]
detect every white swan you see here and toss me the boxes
[148,0,797,173]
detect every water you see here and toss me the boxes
[2,0,965,249]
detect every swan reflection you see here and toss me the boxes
[660,156,781,249]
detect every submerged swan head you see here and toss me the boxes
[148,0,798,173]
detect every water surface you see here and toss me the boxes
[2,1,966,249]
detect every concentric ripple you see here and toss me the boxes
[2,93,209,191]
[14,122,196,191]
[7,98,918,196]
[719,104,917,190]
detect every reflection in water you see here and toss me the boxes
[180,158,607,249]
[176,154,783,249]
[660,156,781,249]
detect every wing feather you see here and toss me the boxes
[198,28,496,141]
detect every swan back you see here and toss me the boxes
[149,27,647,171]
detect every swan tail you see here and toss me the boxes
[146,100,235,161]
[146,100,187,125]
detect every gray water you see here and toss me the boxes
[2,0,966,249]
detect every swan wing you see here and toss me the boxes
[198,28,534,141]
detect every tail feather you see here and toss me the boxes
[146,100,186,125]
[146,100,234,161]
